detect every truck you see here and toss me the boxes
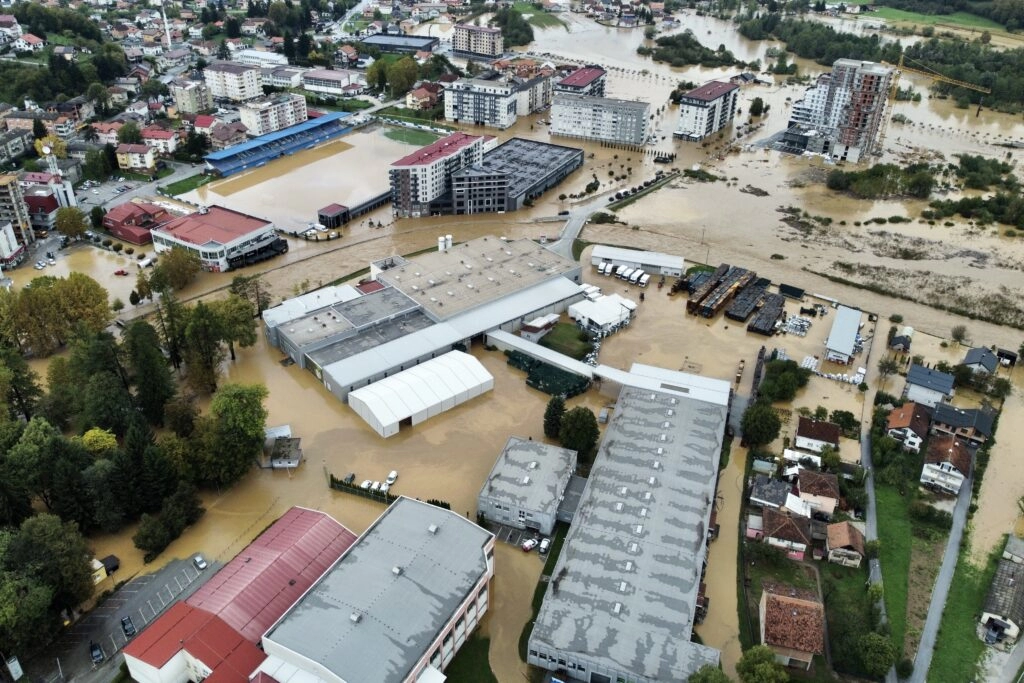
[620,268,635,281]
[615,265,628,278]
[639,273,651,288]
[629,269,644,285]
[598,262,609,275]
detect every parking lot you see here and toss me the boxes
[26,556,220,683]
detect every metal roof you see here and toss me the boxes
[263,498,494,683]
[932,403,995,437]
[591,244,684,271]
[906,363,955,395]
[824,305,862,357]
[186,507,357,643]
[985,559,1024,628]
[262,285,361,330]
[205,112,350,161]
[529,382,727,680]
[480,437,577,518]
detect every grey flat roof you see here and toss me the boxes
[360,34,438,48]
[264,497,493,683]
[453,138,583,203]
[591,245,684,271]
[306,308,434,368]
[529,383,727,679]
[282,286,421,350]
[825,305,861,357]
[481,437,577,517]
[262,286,362,330]
[376,236,579,320]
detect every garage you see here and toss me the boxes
[348,351,495,438]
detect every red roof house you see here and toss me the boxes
[102,201,172,245]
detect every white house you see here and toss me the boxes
[885,401,931,453]
[794,416,841,454]
[920,434,970,495]
[13,33,44,51]
[904,363,955,408]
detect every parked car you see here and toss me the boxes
[89,641,104,665]
[370,481,381,492]
[386,470,398,485]
[192,554,208,571]
[521,538,538,552]
[360,480,372,489]
[538,538,551,555]
[342,472,355,485]
[121,615,136,638]
[379,483,389,494]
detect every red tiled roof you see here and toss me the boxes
[318,203,348,216]
[186,507,357,643]
[103,201,168,225]
[683,80,739,102]
[796,416,841,446]
[559,66,605,88]
[117,144,151,154]
[826,521,865,555]
[763,508,811,545]
[762,590,825,656]
[392,132,482,167]
[798,470,840,500]
[925,434,971,476]
[194,114,216,128]
[142,127,176,139]
[886,402,931,437]
[25,192,59,214]
[155,206,270,247]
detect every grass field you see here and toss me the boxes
[876,485,912,654]
[383,127,441,146]
[512,1,568,29]
[445,635,498,683]
[844,2,1004,30]
[539,322,593,359]
[161,173,212,196]
[927,538,1003,682]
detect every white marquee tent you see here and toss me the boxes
[348,351,495,438]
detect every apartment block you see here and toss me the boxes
[675,81,739,141]
[554,65,606,97]
[238,93,308,136]
[453,23,503,58]
[203,61,262,102]
[389,132,488,217]
[444,77,518,129]
[551,93,649,145]
[0,174,31,245]
[169,79,213,115]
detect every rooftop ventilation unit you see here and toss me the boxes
[634,524,643,535]
[628,542,638,553]
[657,447,663,455]
[660,434,667,442]
[653,461,660,469]
[619,486,628,495]
[650,393,656,400]
[619,581,628,592]
[625,561,634,571]
[662,421,670,428]
[612,602,622,614]
[671,398,678,404]
[528,461,538,470]
[447,291,455,296]
[648,476,656,485]
[667,409,674,416]
[350,612,361,624]
[427,523,438,534]
[640,507,648,517]
[643,492,652,501]
[614,502,623,511]
[392,566,402,576]
[466,283,474,289]
[522,476,530,485]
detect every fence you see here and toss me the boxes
[327,472,451,510]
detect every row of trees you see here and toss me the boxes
[637,30,748,68]
[491,8,535,47]
[865,0,1024,31]
[0,273,111,357]
[0,42,127,105]
[826,163,936,199]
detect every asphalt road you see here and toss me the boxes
[25,556,220,683]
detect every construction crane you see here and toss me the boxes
[875,53,991,155]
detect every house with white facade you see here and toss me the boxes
[675,80,738,141]
[886,401,931,453]
[794,416,841,454]
[920,434,970,495]
[904,363,955,408]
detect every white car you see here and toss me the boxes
[192,554,208,571]
[379,483,390,494]
[360,480,372,489]
[539,538,551,555]
[386,470,398,485]
[370,481,381,492]
[521,538,539,552]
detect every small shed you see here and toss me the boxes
[318,203,350,229]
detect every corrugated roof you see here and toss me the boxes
[558,65,605,88]
[186,507,357,642]
[154,205,271,247]
[205,112,349,161]
[683,80,739,102]
[591,244,684,270]
[824,305,861,357]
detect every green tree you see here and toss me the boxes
[164,393,199,438]
[217,39,231,60]
[203,383,268,487]
[951,324,968,344]
[89,205,105,230]
[80,427,118,456]
[749,96,765,116]
[49,453,95,530]
[83,458,124,532]
[7,514,94,611]
[124,321,175,425]
[225,16,242,37]
[135,269,152,301]
[0,466,33,528]
[877,356,899,389]
[6,416,61,508]
[153,287,187,369]
[819,445,841,472]
[366,59,388,91]
[161,481,204,534]
[559,406,599,462]
[132,512,172,559]
[0,571,53,653]
[689,665,731,683]
[229,274,271,316]
[141,442,181,510]
[737,645,789,683]
[86,81,110,115]
[212,294,258,361]
[741,402,781,448]
[543,395,565,439]
[117,121,142,144]
[154,247,201,290]
[0,345,42,420]
[991,376,1012,400]
[32,117,47,140]
[858,631,896,678]
[81,371,135,437]
[37,356,76,429]
[57,273,113,338]
[386,56,420,96]
[183,302,226,393]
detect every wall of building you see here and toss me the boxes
[675,89,737,141]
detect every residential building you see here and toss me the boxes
[797,470,840,518]
[920,434,970,495]
[981,558,1024,648]
[825,521,866,568]
[203,61,261,102]
[514,74,553,116]
[931,404,996,447]
[551,93,649,145]
[124,507,358,683]
[452,23,503,57]
[209,122,249,150]
[102,200,172,245]
[238,93,308,136]
[389,132,488,218]
[762,508,812,560]
[0,129,31,165]
[115,144,156,171]
[794,416,841,453]
[5,110,60,137]
[748,475,792,510]
[962,346,999,375]
[405,84,442,110]
[445,77,518,129]
[169,79,213,115]
[256,497,495,683]
[23,185,59,233]
[477,436,577,536]
[824,305,863,364]
[759,589,825,670]
[554,65,606,97]
[12,32,44,51]
[151,205,282,273]
[192,115,216,137]
[904,363,955,408]
[234,47,287,68]
[0,220,25,267]
[0,174,32,245]
[301,68,365,96]
[260,65,309,89]
[449,138,583,214]
[528,369,730,682]
[675,80,739,141]
[886,401,931,453]
[141,127,179,155]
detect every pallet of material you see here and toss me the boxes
[686,264,730,313]
[725,281,767,322]
[747,293,786,335]
[698,268,754,318]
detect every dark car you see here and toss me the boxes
[89,641,104,665]
[121,615,136,639]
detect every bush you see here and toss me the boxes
[909,500,953,529]
[138,253,146,260]
[897,658,914,678]
[112,243,123,253]
[102,239,113,247]
[125,247,134,255]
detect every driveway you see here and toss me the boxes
[24,556,220,683]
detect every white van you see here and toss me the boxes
[138,257,155,268]
[629,269,644,285]
[597,262,608,275]
[620,268,635,281]
[639,273,651,288]
[615,265,628,278]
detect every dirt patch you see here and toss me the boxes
[904,534,946,657]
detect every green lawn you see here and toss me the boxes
[927,540,1004,682]
[383,127,441,146]
[445,634,498,683]
[538,322,593,360]
[512,2,568,29]
[860,6,1003,30]
[160,173,213,196]
[819,562,873,678]
[876,485,912,653]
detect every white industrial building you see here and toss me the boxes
[478,436,577,536]
[590,244,684,276]
[823,305,862,364]
[348,351,494,438]
[675,81,739,141]
[234,48,289,68]
[568,294,636,333]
